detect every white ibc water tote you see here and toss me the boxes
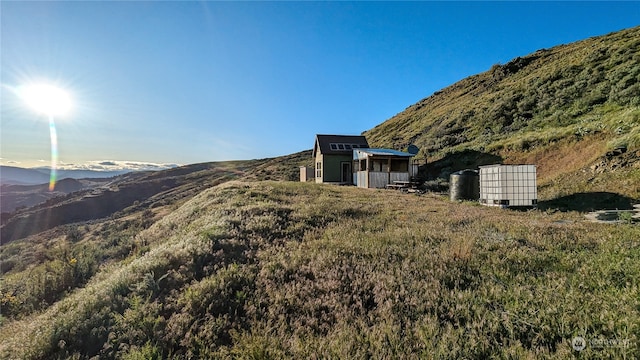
[479,164,537,208]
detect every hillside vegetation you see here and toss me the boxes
[1,181,638,359]
[365,26,640,200]
[0,151,312,244]
[1,26,639,360]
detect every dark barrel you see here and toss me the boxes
[450,169,480,201]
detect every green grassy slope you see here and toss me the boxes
[365,26,640,200]
[1,181,638,359]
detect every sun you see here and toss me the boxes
[16,82,73,191]
[18,83,72,117]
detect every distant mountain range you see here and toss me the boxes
[1,166,143,214]
[2,26,639,234]
[0,165,132,185]
[0,178,108,214]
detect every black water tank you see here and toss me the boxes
[450,169,480,201]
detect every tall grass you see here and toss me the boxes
[1,181,638,359]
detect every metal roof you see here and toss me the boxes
[356,148,414,157]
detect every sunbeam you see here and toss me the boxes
[17,83,72,191]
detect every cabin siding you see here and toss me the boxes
[315,153,352,183]
[369,172,389,188]
[355,171,368,188]
[314,153,323,183]
[323,155,352,183]
[360,171,410,188]
[390,172,410,183]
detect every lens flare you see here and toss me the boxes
[48,116,58,191]
[17,83,72,191]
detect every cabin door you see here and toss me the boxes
[341,162,352,184]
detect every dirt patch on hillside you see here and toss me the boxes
[502,136,607,183]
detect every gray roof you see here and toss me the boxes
[356,148,414,157]
[313,134,369,157]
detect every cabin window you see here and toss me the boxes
[328,143,365,150]
[360,159,367,171]
[372,159,386,172]
[316,162,322,178]
[391,159,409,172]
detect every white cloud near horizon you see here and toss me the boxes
[0,159,180,172]
[61,160,180,172]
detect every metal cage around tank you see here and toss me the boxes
[479,164,537,208]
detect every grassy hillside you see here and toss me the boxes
[1,26,639,360]
[365,26,640,200]
[1,181,638,359]
[0,150,312,244]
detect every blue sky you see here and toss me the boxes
[1,1,638,170]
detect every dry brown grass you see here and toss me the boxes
[502,135,607,181]
[2,181,638,359]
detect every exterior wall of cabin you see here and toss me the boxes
[314,153,323,183]
[315,153,353,183]
[356,171,410,188]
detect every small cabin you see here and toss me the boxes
[479,164,537,207]
[313,134,369,184]
[353,148,414,188]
